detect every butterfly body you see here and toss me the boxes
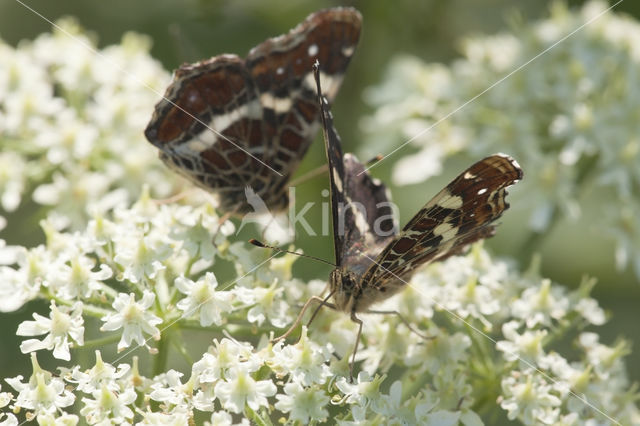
[305,61,523,377]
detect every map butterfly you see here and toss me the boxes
[144,8,361,214]
[264,62,523,379]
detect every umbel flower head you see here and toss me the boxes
[0,6,638,425]
[0,17,182,230]
[362,0,640,278]
[0,194,636,424]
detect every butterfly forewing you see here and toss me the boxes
[361,154,523,289]
[145,8,362,214]
[314,65,396,270]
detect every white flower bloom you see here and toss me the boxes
[271,327,332,385]
[578,332,630,379]
[0,18,174,227]
[0,245,52,312]
[573,294,606,326]
[134,410,190,426]
[67,350,130,394]
[500,371,562,424]
[191,338,262,384]
[17,301,84,360]
[206,411,233,426]
[511,279,569,328]
[175,273,234,326]
[0,152,26,212]
[0,265,38,313]
[6,354,75,415]
[496,321,547,364]
[49,255,112,300]
[35,412,79,425]
[100,291,162,351]
[214,366,276,414]
[206,411,250,426]
[0,413,18,426]
[148,370,190,407]
[114,233,170,283]
[171,209,222,261]
[335,372,386,411]
[415,404,460,426]
[80,383,136,424]
[244,283,291,328]
[274,380,329,423]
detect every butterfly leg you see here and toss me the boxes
[152,188,198,205]
[306,288,334,327]
[349,312,363,383]
[365,309,432,340]
[210,211,234,248]
[273,294,335,344]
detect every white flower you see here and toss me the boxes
[511,279,569,328]
[0,152,26,212]
[172,206,233,260]
[500,371,561,424]
[35,412,79,425]
[80,383,136,424]
[496,321,547,364]
[274,380,329,423]
[241,283,291,328]
[335,372,386,411]
[415,402,461,426]
[100,291,162,351]
[134,410,190,426]
[0,246,50,312]
[214,366,276,414]
[0,265,38,313]
[206,411,250,426]
[0,383,17,426]
[50,255,112,300]
[148,370,190,407]
[67,350,130,394]
[113,233,170,283]
[175,273,234,326]
[271,327,332,385]
[5,354,75,415]
[192,338,260,386]
[17,301,84,360]
[578,332,630,379]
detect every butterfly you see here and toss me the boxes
[261,62,523,380]
[144,8,362,215]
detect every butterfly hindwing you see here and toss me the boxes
[361,154,523,290]
[145,8,362,214]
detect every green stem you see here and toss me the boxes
[81,334,121,348]
[170,333,193,365]
[153,328,170,377]
[245,406,273,426]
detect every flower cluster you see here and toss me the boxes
[0,18,179,231]
[0,197,637,424]
[362,1,640,278]
[1,8,639,425]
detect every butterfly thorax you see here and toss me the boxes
[330,265,394,313]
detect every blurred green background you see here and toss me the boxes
[1,0,639,391]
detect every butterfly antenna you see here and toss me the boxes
[366,154,384,166]
[249,239,337,267]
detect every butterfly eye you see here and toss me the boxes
[342,273,357,290]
